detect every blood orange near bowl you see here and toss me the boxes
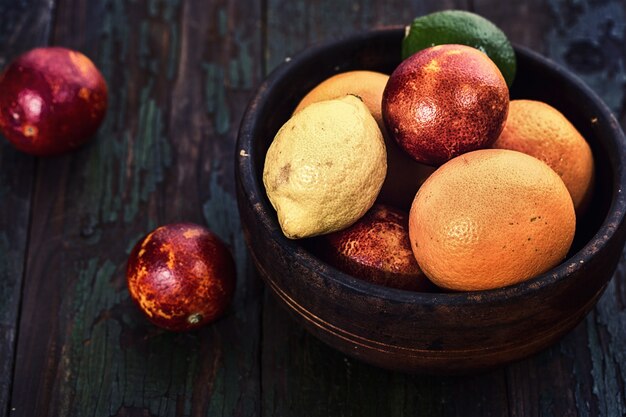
[0,47,108,156]
[235,28,626,373]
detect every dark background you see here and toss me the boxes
[0,0,625,416]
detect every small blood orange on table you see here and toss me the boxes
[409,149,576,291]
[126,223,236,332]
[382,44,509,166]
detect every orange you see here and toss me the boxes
[493,99,594,212]
[409,149,576,291]
[294,71,388,129]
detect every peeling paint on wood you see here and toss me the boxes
[8,0,262,415]
[545,0,625,113]
[3,0,626,416]
[203,63,231,135]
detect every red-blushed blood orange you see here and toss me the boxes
[314,204,435,292]
[383,44,509,166]
[126,223,236,331]
[409,149,576,291]
[493,99,594,213]
[0,47,107,156]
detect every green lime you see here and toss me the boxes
[402,10,516,87]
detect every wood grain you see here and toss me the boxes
[1,0,625,416]
[9,0,263,416]
[0,0,55,415]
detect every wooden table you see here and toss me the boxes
[1,1,625,416]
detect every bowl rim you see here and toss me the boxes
[236,27,626,306]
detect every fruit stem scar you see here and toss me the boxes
[22,124,38,137]
[187,313,203,324]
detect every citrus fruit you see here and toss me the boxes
[493,99,594,212]
[126,223,236,332]
[402,10,516,87]
[314,204,434,292]
[383,44,509,166]
[264,95,386,239]
[0,47,107,156]
[409,149,576,291]
[294,71,388,129]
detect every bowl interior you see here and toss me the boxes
[242,28,621,299]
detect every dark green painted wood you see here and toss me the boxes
[0,0,55,415]
[475,1,626,415]
[9,1,263,416]
[1,0,625,416]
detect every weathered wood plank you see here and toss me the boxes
[9,1,263,416]
[266,0,472,74]
[0,0,55,415]
[474,0,626,415]
[261,2,514,416]
[3,0,623,415]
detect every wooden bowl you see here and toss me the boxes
[235,28,626,373]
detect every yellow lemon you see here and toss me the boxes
[263,95,386,239]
